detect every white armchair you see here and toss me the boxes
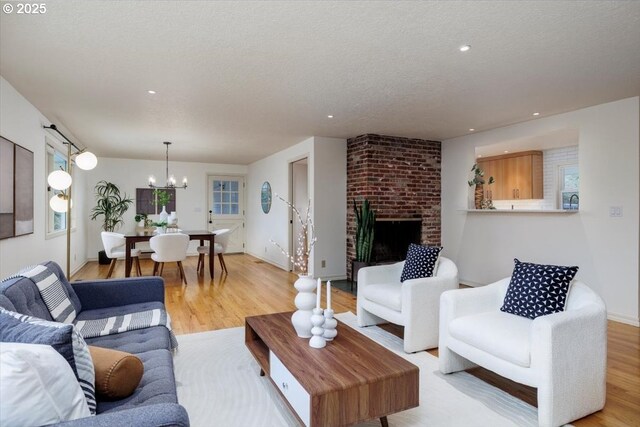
[439,278,607,427]
[357,257,458,353]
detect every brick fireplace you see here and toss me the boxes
[346,134,441,278]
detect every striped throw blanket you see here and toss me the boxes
[5,264,178,350]
[11,264,77,324]
[74,309,179,349]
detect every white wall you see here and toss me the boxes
[246,136,347,279]
[84,157,247,257]
[0,76,89,278]
[246,137,314,271]
[442,97,640,326]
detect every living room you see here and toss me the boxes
[1,1,639,427]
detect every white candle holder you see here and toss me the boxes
[309,308,326,349]
[322,309,337,341]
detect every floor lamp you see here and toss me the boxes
[44,124,97,278]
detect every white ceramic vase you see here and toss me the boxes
[291,275,316,338]
[159,206,169,223]
[168,211,178,225]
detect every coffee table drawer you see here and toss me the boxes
[270,351,311,426]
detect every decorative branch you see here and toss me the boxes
[270,193,317,275]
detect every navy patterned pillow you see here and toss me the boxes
[0,308,96,414]
[500,259,579,319]
[400,244,443,282]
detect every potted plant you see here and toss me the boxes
[151,220,168,234]
[153,189,172,223]
[134,213,151,229]
[90,181,133,264]
[468,163,495,209]
[352,198,375,282]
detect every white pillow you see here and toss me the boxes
[0,342,91,426]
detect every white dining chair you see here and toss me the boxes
[101,231,142,278]
[196,228,231,274]
[149,233,190,284]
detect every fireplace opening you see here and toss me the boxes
[372,219,422,263]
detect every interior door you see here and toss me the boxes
[207,176,245,253]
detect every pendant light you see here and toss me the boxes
[148,141,188,189]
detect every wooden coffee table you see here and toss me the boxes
[245,312,419,427]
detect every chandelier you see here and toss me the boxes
[148,141,187,189]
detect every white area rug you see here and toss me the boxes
[174,312,541,427]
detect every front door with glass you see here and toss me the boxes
[207,176,245,253]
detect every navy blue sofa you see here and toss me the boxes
[0,261,189,427]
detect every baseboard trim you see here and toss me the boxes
[245,251,289,271]
[607,313,640,327]
[70,260,88,277]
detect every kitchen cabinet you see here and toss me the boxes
[478,151,542,200]
[479,158,504,200]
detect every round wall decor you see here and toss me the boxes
[261,181,272,214]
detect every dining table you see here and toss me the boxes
[123,230,216,279]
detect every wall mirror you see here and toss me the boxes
[473,128,579,211]
[261,181,272,214]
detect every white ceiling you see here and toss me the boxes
[1,1,639,164]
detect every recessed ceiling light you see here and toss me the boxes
[327,115,334,119]
[504,150,509,153]
[147,90,156,94]
[459,45,471,52]
[477,155,482,158]
[532,112,540,116]
[469,128,475,132]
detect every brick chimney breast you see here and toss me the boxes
[346,134,441,279]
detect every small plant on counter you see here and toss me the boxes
[467,163,495,187]
[468,163,495,209]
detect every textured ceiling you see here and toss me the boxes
[1,1,639,164]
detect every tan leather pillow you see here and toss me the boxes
[88,346,144,399]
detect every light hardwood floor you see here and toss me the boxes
[74,253,640,426]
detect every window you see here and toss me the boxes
[46,145,69,234]
[559,164,579,210]
[212,179,240,215]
